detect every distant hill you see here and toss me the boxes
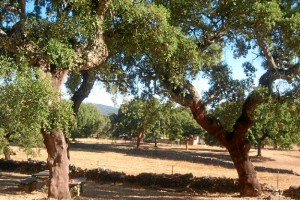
[94,104,119,115]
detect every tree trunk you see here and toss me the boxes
[227,139,261,196]
[154,138,157,147]
[65,137,70,160]
[189,99,262,196]
[4,134,12,160]
[4,152,10,160]
[185,139,189,151]
[257,141,262,157]
[4,148,11,160]
[136,131,143,148]
[4,146,11,160]
[42,128,70,199]
[257,131,269,157]
[163,71,273,196]
[44,69,71,199]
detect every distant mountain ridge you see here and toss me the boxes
[94,104,119,115]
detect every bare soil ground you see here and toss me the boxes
[0,138,299,199]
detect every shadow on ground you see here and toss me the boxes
[70,141,297,176]
[0,172,28,195]
[0,172,242,200]
[79,182,196,200]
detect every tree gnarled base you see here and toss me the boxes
[228,140,262,197]
[42,128,70,199]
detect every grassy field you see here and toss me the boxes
[0,138,299,199]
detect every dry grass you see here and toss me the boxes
[0,138,299,199]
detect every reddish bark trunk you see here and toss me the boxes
[42,69,71,198]
[42,128,70,199]
[190,100,262,196]
[228,139,261,196]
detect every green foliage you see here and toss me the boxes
[143,98,175,141]
[100,0,208,96]
[46,100,75,138]
[168,107,204,142]
[0,129,9,154]
[0,56,17,78]
[203,64,251,107]
[1,0,300,166]
[45,39,76,69]
[71,103,110,138]
[0,0,108,157]
[210,101,244,132]
[252,1,282,32]
[0,0,107,71]
[0,1,112,160]
[249,98,300,150]
[1,72,53,133]
[0,58,75,155]
[65,71,82,96]
[111,98,202,143]
[111,99,146,138]
[231,0,300,69]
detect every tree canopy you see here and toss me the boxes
[97,0,300,196]
[0,60,75,156]
[1,0,300,197]
[249,98,300,151]
[111,97,203,146]
[71,103,110,139]
[0,1,110,198]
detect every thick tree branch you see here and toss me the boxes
[259,64,300,86]
[162,78,228,146]
[231,66,279,142]
[254,25,279,69]
[260,128,269,142]
[197,26,228,51]
[232,89,267,142]
[19,0,26,33]
[0,1,26,56]
[190,98,228,146]
[161,79,198,107]
[96,0,110,16]
[71,70,97,114]
[231,46,300,142]
[230,64,297,142]
[76,0,109,71]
